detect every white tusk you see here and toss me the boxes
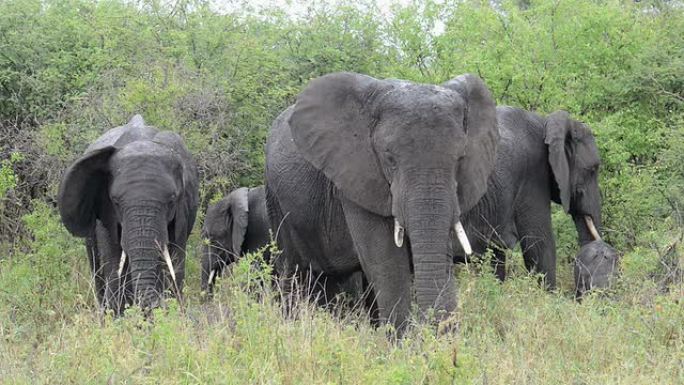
[584,216,602,241]
[394,218,404,248]
[162,245,177,286]
[117,250,126,278]
[454,221,473,256]
[208,269,216,287]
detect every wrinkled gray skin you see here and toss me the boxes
[451,107,603,289]
[266,72,499,331]
[58,115,199,313]
[201,186,270,295]
[574,240,619,299]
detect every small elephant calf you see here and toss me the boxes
[201,186,270,296]
[574,240,620,299]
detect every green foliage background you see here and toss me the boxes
[0,0,682,383]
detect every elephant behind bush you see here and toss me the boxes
[201,186,270,296]
[452,107,604,289]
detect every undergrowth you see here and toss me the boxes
[0,204,681,384]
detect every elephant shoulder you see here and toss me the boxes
[266,105,304,174]
[496,106,545,145]
[248,186,268,224]
[266,106,295,151]
[249,186,266,205]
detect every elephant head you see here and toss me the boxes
[574,240,620,299]
[289,72,498,313]
[545,111,603,245]
[200,187,249,294]
[58,116,196,309]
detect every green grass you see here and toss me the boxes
[0,204,682,384]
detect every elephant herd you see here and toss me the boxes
[57,72,619,331]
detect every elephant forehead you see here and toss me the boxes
[379,83,463,110]
[377,92,465,134]
[111,143,181,181]
[115,140,177,159]
[575,137,601,166]
[86,124,158,153]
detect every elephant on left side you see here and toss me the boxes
[58,115,199,314]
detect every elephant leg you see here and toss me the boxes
[341,199,412,333]
[95,221,125,314]
[491,248,506,281]
[85,234,105,305]
[314,271,366,310]
[514,203,556,289]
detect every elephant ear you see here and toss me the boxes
[544,110,572,213]
[289,72,392,216]
[442,74,499,213]
[58,146,116,237]
[154,130,199,243]
[227,187,249,255]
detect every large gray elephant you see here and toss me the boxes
[452,107,603,288]
[265,72,499,330]
[201,185,270,295]
[58,115,199,313]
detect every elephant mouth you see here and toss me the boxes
[116,241,177,287]
[393,217,473,256]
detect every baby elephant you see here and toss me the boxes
[201,186,270,295]
[574,240,620,299]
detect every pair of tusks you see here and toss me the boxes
[116,245,177,288]
[584,216,602,241]
[393,219,473,256]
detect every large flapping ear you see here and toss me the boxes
[442,74,499,213]
[545,111,572,212]
[289,72,392,216]
[58,147,116,237]
[227,187,249,255]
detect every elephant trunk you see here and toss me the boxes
[201,244,221,295]
[573,180,603,245]
[573,203,602,247]
[405,181,458,319]
[121,206,168,309]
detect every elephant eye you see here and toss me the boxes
[385,150,397,168]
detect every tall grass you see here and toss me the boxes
[0,204,681,384]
